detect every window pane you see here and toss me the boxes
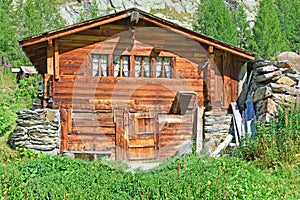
[114,56,120,77]
[122,56,129,77]
[92,54,99,76]
[135,57,142,77]
[144,57,150,77]
[101,55,108,76]
[156,57,162,78]
[164,57,171,78]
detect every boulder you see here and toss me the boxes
[253,60,273,69]
[275,76,296,87]
[255,65,279,74]
[252,86,272,103]
[256,71,281,82]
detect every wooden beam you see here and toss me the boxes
[60,108,69,154]
[140,17,255,60]
[54,39,59,80]
[44,74,51,99]
[47,40,54,75]
[195,107,204,154]
[21,13,129,47]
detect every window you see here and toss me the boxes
[156,57,171,78]
[92,54,99,76]
[113,56,130,77]
[122,56,129,77]
[135,56,152,77]
[91,54,172,78]
[135,57,142,77]
[92,54,108,76]
[113,56,120,77]
[135,56,172,78]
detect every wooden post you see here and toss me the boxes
[54,39,60,80]
[47,39,54,75]
[60,108,69,154]
[195,106,204,154]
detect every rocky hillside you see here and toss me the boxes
[58,0,260,29]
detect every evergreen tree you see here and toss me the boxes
[275,0,300,52]
[250,0,288,58]
[0,0,26,66]
[193,0,239,46]
[16,0,66,37]
[232,5,251,49]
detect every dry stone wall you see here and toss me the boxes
[9,109,60,155]
[247,60,300,122]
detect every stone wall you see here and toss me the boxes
[203,111,233,153]
[247,60,300,122]
[9,109,60,155]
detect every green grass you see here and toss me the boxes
[0,154,299,199]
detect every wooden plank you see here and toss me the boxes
[195,107,204,154]
[47,40,54,75]
[54,39,60,79]
[21,13,129,47]
[231,102,241,146]
[60,108,69,154]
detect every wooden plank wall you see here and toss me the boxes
[53,18,213,160]
[157,114,194,159]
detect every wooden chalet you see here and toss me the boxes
[19,8,255,161]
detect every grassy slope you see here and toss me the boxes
[0,155,299,199]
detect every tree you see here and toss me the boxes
[275,0,300,52]
[16,0,66,37]
[250,0,288,59]
[193,0,239,46]
[0,0,26,66]
[232,5,251,49]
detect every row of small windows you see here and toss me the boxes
[92,54,172,78]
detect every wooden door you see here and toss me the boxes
[127,113,156,161]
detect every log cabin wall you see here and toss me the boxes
[52,18,206,160]
[19,8,255,161]
[206,48,249,112]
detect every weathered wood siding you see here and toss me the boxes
[53,19,206,160]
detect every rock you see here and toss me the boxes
[285,86,300,96]
[257,113,274,123]
[10,109,60,155]
[25,144,56,151]
[252,86,272,103]
[256,98,277,117]
[286,73,300,81]
[255,65,278,74]
[276,76,296,87]
[272,93,296,104]
[253,60,273,69]
[269,82,285,93]
[256,71,281,82]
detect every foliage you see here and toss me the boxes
[0,69,40,135]
[249,0,289,59]
[0,155,299,199]
[0,0,65,67]
[275,0,300,52]
[232,5,251,49]
[234,106,300,168]
[193,0,239,46]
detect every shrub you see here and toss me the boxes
[234,106,300,168]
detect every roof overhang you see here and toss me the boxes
[19,8,255,68]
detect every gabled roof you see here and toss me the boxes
[19,8,255,67]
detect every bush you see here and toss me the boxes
[234,106,300,168]
[0,69,40,135]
